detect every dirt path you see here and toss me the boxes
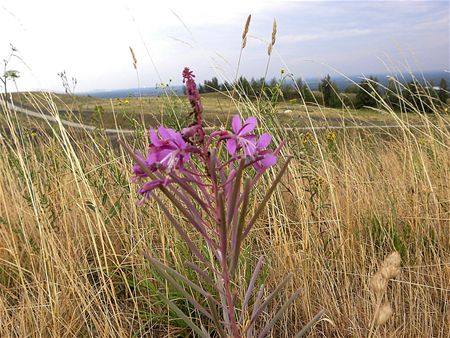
[5,101,135,134]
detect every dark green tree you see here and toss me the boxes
[294,78,315,103]
[385,77,401,110]
[403,80,437,113]
[249,77,264,96]
[235,76,252,96]
[438,78,448,104]
[202,76,220,93]
[355,76,379,109]
[344,84,358,94]
[319,75,341,108]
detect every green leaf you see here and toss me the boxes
[153,289,211,338]
[85,201,96,211]
[143,251,213,321]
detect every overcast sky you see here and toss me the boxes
[1,0,449,92]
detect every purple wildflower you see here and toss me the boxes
[253,133,277,170]
[226,115,258,156]
[148,127,191,172]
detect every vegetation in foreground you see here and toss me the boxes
[0,66,449,336]
[1,14,449,338]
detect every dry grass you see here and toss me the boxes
[0,84,449,337]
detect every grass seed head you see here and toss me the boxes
[380,252,401,279]
[271,18,277,46]
[242,14,251,48]
[375,302,393,326]
[370,272,388,296]
[129,46,137,70]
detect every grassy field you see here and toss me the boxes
[0,85,449,337]
[4,90,434,132]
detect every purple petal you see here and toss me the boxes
[226,138,237,155]
[257,133,272,149]
[231,115,242,133]
[158,126,177,140]
[239,116,257,135]
[173,132,186,148]
[260,154,277,167]
[242,134,257,142]
[243,140,257,156]
[147,151,158,164]
[139,179,163,194]
[149,129,160,146]
[133,163,146,177]
[133,154,148,176]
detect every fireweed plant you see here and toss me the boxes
[121,68,323,337]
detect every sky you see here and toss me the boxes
[1,0,449,92]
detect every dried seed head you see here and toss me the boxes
[242,14,251,41]
[129,46,137,70]
[271,18,277,46]
[380,252,401,279]
[384,251,401,268]
[375,302,393,326]
[380,265,401,280]
[242,37,248,49]
[267,44,273,56]
[370,272,388,296]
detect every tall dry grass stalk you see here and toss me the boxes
[234,14,252,84]
[128,46,145,126]
[0,80,449,337]
[260,17,278,99]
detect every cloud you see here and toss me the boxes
[278,29,373,44]
[1,0,448,91]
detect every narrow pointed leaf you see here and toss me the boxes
[185,261,221,293]
[167,184,209,233]
[257,288,301,338]
[246,284,265,338]
[154,196,212,268]
[143,252,216,303]
[250,273,293,323]
[242,158,291,239]
[153,288,210,338]
[240,255,264,322]
[227,159,245,224]
[218,192,227,261]
[294,309,325,338]
[144,252,213,320]
[207,295,227,338]
[230,178,251,274]
[169,172,212,216]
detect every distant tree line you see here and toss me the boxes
[198,74,449,112]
